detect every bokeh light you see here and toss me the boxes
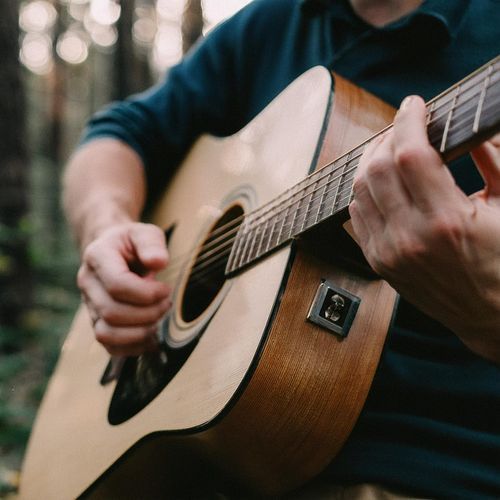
[202,0,253,32]
[20,33,53,75]
[89,0,121,26]
[18,0,255,76]
[56,30,89,65]
[156,0,185,21]
[90,23,118,48]
[153,23,183,71]
[19,0,57,33]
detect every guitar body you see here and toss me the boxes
[20,68,397,498]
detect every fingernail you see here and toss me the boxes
[400,95,414,110]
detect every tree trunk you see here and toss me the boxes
[115,0,152,99]
[0,0,31,349]
[182,0,203,54]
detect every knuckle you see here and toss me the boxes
[395,236,426,264]
[106,277,125,297]
[395,144,422,169]
[133,222,163,242]
[352,176,368,197]
[366,157,389,180]
[82,243,99,267]
[99,306,119,324]
[428,212,463,242]
[76,266,88,289]
[142,287,159,304]
[144,222,163,235]
[94,326,110,345]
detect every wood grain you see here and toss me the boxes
[84,75,398,498]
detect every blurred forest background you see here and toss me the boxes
[0,0,251,494]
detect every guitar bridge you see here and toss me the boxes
[307,280,360,337]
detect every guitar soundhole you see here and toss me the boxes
[107,205,244,425]
[181,204,244,323]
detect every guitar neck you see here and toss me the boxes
[226,56,500,275]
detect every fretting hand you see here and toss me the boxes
[349,96,500,363]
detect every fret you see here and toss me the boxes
[336,165,356,212]
[288,177,315,236]
[327,158,344,218]
[226,56,499,276]
[427,57,499,157]
[266,206,285,251]
[264,212,279,254]
[332,154,348,214]
[332,150,354,214]
[279,194,300,243]
[439,85,460,154]
[315,164,332,224]
[473,64,493,133]
[426,100,435,126]
[235,220,253,270]
[275,205,288,246]
[427,95,449,150]
[300,175,320,233]
[255,218,269,258]
[240,225,257,266]
[289,190,303,236]
[429,66,499,156]
[227,220,247,273]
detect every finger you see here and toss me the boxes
[471,134,500,200]
[104,340,159,358]
[351,136,386,237]
[350,176,385,249]
[83,245,170,305]
[79,266,171,324]
[348,199,369,247]
[129,223,169,274]
[94,319,160,350]
[393,96,459,210]
[105,336,160,357]
[361,132,412,218]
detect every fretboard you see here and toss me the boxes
[226,56,500,275]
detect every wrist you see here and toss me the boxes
[76,197,139,252]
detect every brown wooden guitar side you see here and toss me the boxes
[83,75,397,498]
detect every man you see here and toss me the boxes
[63,0,500,497]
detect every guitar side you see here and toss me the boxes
[20,70,397,499]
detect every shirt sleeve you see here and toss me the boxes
[79,11,249,205]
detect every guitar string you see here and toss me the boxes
[169,105,496,286]
[189,88,500,276]
[163,92,500,287]
[162,94,500,285]
[160,84,499,283]
[189,98,500,285]
[162,75,499,276]
[168,74,500,274]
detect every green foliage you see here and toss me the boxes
[0,217,80,478]
[0,353,27,381]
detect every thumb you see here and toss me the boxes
[471,133,500,199]
[129,223,169,273]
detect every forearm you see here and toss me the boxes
[62,138,147,251]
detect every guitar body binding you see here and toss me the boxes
[20,67,398,499]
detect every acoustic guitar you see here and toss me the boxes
[20,56,499,498]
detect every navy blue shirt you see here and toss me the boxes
[82,1,500,497]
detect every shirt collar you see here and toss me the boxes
[301,0,471,44]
